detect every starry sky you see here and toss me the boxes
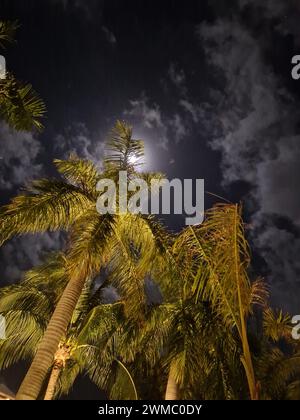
[1,1,300,394]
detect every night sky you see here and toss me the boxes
[1,0,300,397]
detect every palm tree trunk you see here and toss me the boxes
[16,272,86,400]
[44,362,63,400]
[165,363,179,400]
[240,328,259,400]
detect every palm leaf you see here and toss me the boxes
[0,75,46,131]
[0,179,93,245]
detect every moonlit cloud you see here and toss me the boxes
[124,95,190,152]
[0,122,42,190]
[1,233,64,284]
[195,5,300,312]
[54,122,105,168]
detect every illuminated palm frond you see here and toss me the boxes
[0,21,18,48]
[0,179,94,246]
[257,348,300,399]
[0,75,46,131]
[263,308,292,342]
[178,204,266,399]
[104,120,144,174]
[54,158,100,199]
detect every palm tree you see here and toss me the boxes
[0,21,46,131]
[0,121,164,399]
[0,253,68,371]
[255,308,300,400]
[0,252,135,400]
[136,226,242,401]
[179,204,267,400]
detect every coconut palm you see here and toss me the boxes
[0,253,68,370]
[0,252,136,400]
[0,121,165,399]
[0,21,46,131]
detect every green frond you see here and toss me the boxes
[0,75,46,131]
[257,348,300,399]
[0,21,18,48]
[54,158,100,199]
[109,360,138,400]
[54,359,82,398]
[23,252,69,302]
[187,204,266,332]
[0,179,93,246]
[0,310,46,369]
[0,286,54,318]
[263,308,292,342]
[107,214,165,318]
[104,120,144,173]
[285,380,300,400]
[76,303,123,348]
[66,211,115,279]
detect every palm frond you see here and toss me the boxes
[263,308,292,342]
[54,158,100,199]
[0,75,46,131]
[0,310,46,369]
[66,211,115,280]
[104,120,144,173]
[0,179,93,245]
[0,21,18,48]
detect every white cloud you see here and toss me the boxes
[197,15,300,312]
[102,26,117,45]
[0,122,42,190]
[124,96,170,150]
[124,95,190,151]
[1,232,63,284]
[54,122,105,169]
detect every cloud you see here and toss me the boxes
[238,0,300,46]
[0,121,104,286]
[124,95,190,151]
[0,122,42,190]
[0,232,64,285]
[196,12,300,312]
[124,96,170,150]
[101,26,117,45]
[54,122,105,168]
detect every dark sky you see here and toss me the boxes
[1,0,300,396]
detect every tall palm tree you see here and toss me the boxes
[0,252,135,400]
[0,121,164,399]
[0,21,46,131]
[180,204,267,400]
[0,253,68,371]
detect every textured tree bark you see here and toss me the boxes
[16,272,86,400]
[44,362,62,400]
[165,364,179,400]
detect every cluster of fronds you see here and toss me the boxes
[0,21,46,131]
